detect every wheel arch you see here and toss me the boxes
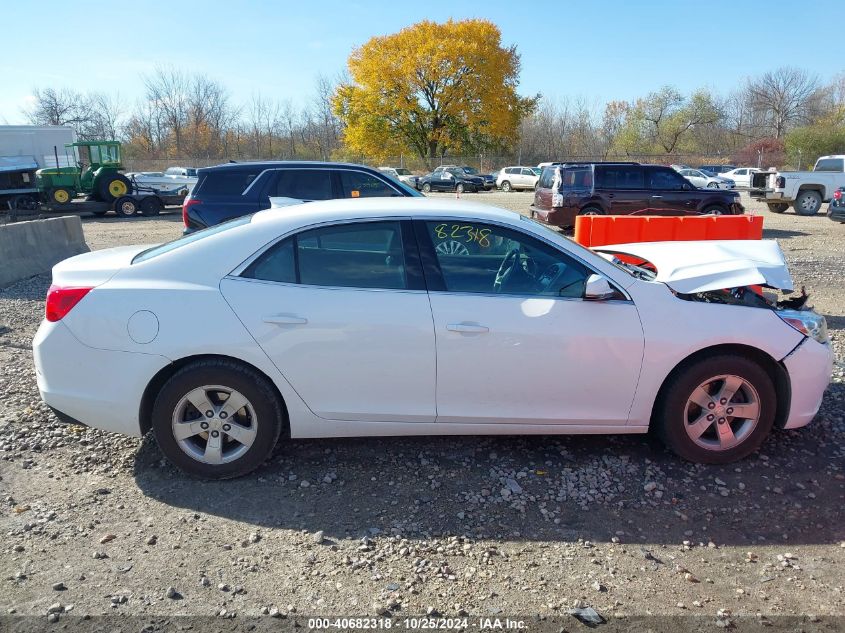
[796,184,826,199]
[650,343,791,431]
[139,353,290,437]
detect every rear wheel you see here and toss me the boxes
[793,190,822,216]
[655,355,776,464]
[456,183,465,194]
[501,181,512,192]
[114,196,138,217]
[702,205,728,215]
[151,359,284,479]
[97,173,132,202]
[49,187,74,205]
[579,206,603,216]
[140,196,162,216]
[767,202,789,214]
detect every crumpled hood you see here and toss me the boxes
[593,240,794,294]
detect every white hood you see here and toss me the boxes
[594,240,794,294]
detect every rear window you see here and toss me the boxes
[197,170,260,195]
[132,216,252,264]
[814,158,844,172]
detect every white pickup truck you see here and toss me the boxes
[750,155,845,215]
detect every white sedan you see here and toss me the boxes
[720,167,761,188]
[33,199,832,479]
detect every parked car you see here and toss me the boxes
[459,166,496,190]
[34,197,831,479]
[677,168,735,190]
[751,155,845,215]
[165,166,199,178]
[720,167,761,188]
[699,164,736,175]
[418,166,485,193]
[532,162,744,227]
[828,186,845,223]
[497,166,540,191]
[181,161,421,233]
[127,170,196,195]
[378,166,418,189]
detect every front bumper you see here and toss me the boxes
[781,337,834,429]
[33,320,171,437]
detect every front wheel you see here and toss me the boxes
[655,355,776,464]
[707,182,718,188]
[421,183,431,193]
[793,190,822,216]
[702,205,728,215]
[455,183,465,194]
[151,360,284,479]
[501,181,511,192]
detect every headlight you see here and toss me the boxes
[778,309,829,343]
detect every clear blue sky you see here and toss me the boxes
[1,0,841,124]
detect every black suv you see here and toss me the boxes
[532,162,744,227]
[182,161,421,233]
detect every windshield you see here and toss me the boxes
[531,168,541,175]
[462,166,479,174]
[395,168,411,175]
[132,215,252,264]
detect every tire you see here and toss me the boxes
[579,206,604,216]
[456,183,465,194]
[421,183,431,193]
[793,189,822,216]
[767,203,789,214]
[49,188,73,205]
[501,181,512,192]
[654,354,776,464]
[97,173,132,202]
[702,205,728,215]
[706,182,718,188]
[114,196,138,217]
[10,194,38,211]
[140,196,162,217]
[151,359,284,479]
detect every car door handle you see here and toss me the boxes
[446,323,489,333]
[263,314,308,325]
[651,195,662,199]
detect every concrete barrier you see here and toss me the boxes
[0,216,89,287]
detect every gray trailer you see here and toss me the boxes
[0,125,76,210]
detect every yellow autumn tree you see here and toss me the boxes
[333,19,537,166]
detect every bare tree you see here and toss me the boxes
[24,87,92,128]
[745,67,821,138]
[143,66,190,154]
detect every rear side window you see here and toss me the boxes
[272,169,333,200]
[243,221,407,290]
[561,167,592,189]
[339,171,401,198]
[814,158,844,172]
[647,168,687,190]
[198,170,259,195]
[596,166,644,189]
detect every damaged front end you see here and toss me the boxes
[594,240,830,344]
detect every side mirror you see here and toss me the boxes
[682,182,693,190]
[583,274,617,301]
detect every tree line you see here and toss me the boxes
[25,64,845,171]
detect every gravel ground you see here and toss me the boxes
[1,193,843,629]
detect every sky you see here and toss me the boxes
[1,0,842,124]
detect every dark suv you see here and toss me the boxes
[182,161,421,233]
[531,162,744,227]
[417,166,486,193]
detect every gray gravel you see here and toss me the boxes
[0,193,843,621]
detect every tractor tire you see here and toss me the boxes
[98,173,132,202]
[114,196,138,217]
[140,196,162,217]
[48,188,74,205]
[767,203,789,214]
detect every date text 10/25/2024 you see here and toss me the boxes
[307,617,527,630]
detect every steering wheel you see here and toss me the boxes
[493,248,521,293]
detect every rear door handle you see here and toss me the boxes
[446,322,489,333]
[651,195,662,199]
[263,314,308,325]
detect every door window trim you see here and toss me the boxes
[243,167,408,198]
[229,217,426,292]
[412,217,631,302]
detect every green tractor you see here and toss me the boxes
[36,141,132,205]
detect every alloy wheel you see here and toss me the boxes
[683,374,760,451]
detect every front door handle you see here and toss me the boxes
[446,322,489,333]
[263,314,308,325]
[651,195,663,199]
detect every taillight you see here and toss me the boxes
[775,176,785,188]
[45,285,93,322]
[182,198,201,227]
[834,190,842,201]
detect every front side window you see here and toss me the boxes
[424,221,589,298]
[648,167,687,190]
[339,171,401,198]
[273,169,333,200]
[596,166,644,189]
[243,221,407,290]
